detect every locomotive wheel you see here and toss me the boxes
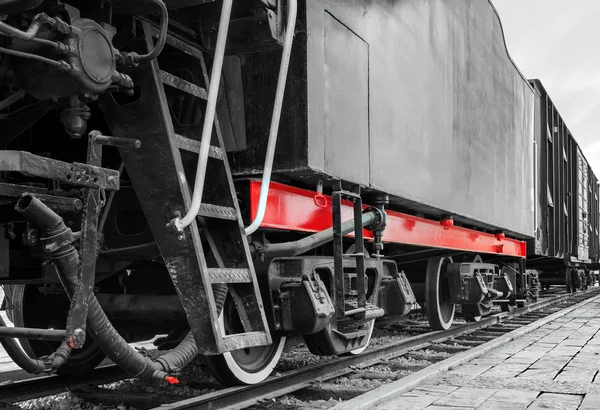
[10,284,106,378]
[203,293,286,386]
[425,256,455,330]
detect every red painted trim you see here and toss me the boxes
[248,180,527,258]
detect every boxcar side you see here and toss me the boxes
[528,79,600,268]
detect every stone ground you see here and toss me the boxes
[374,298,600,409]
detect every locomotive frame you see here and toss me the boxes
[0,0,597,388]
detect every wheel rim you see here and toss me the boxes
[205,294,286,385]
[425,256,455,330]
[223,297,284,375]
[11,285,106,376]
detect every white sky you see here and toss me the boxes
[492,0,600,174]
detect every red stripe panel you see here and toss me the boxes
[248,180,526,258]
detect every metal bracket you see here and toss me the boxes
[0,151,120,191]
[64,132,137,349]
[302,273,335,319]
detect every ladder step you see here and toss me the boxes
[221,332,271,351]
[345,307,385,320]
[208,268,252,284]
[345,300,384,319]
[160,70,207,100]
[173,133,224,160]
[198,203,237,220]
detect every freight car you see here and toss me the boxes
[527,79,600,292]
[0,0,594,388]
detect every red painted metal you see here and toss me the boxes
[248,180,527,258]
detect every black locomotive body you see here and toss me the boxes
[0,0,596,388]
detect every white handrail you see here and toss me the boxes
[169,0,233,233]
[245,0,297,236]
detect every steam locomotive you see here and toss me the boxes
[0,0,597,387]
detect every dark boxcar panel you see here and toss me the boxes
[228,13,310,174]
[528,79,600,266]
[231,0,534,238]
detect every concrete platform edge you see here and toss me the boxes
[332,293,600,410]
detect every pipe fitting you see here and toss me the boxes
[16,194,199,382]
[0,314,46,374]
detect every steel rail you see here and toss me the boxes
[0,365,125,404]
[1,288,594,406]
[151,287,600,410]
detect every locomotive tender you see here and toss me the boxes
[0,0,597,387]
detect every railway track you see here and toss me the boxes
[0,365,126,404]
[153,287,600,410]
[3,286,596,410]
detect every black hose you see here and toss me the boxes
[0,314,45,374]
[15,194,197,383]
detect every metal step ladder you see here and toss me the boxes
[332,181,384,322]
[98,20,271,355]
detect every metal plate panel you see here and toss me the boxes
[303,0,534,238]
[323,12,370,185]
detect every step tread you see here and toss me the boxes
[198,203,237,221]
[207,267,252,283]
[173,133,224,160]
[160,70,207,100]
